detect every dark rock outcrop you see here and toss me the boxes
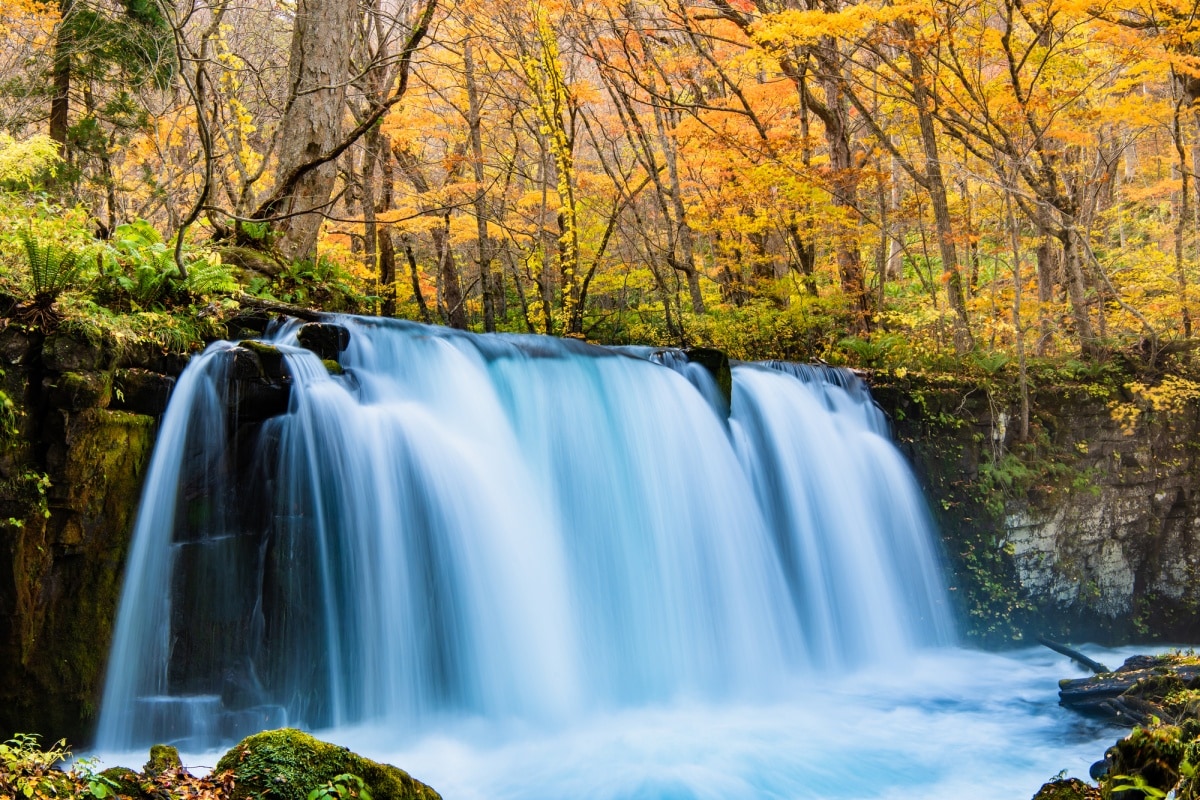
[297,322,350,361]
[683,347,732,413]
[229,342,291,426]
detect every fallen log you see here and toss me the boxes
[235,293,324,322]
[1038,635,1110,674]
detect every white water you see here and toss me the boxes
[92,317,1113,797]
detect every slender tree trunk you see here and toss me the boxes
[1175,103,1194,337]
[1003,186,1030,440]
[400,234,432,323]
[902,19,971,350]
[50,0,73,157]
[818,61,869,330]
[652,103,704,314]
[1060,229,1099,353]
[432,213,466,329]
[464,41,496,331]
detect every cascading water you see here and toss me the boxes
[98,318,952,748]
[94,318,1117,799]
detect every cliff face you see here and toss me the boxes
[871,371,1200,646]
[0,323,179,745]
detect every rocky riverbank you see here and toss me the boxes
[1034,651,1200,799]
[0,728,441,800]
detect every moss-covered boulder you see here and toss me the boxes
[99,766,143,797]
[144,744,182,775]
[1101,725,1188,799]
[215,728,441,800]
[42,329,109,372]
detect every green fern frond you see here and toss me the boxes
[17,231,84,300]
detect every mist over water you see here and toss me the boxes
[92,318,1108,798]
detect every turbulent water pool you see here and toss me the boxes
[93,645,1138,800]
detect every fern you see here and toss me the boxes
[185,255,238,296]
[18,231,85,302]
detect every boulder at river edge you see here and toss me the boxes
[214,728,442,800]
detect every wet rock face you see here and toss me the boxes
[297,322,350,361]
[0,323,179,746]
[683,347,732,413]
[229,341,292,427]
[112,368,176,416]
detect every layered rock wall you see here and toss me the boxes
[872,373,1200,645]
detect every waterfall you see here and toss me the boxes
[95,318,953,751]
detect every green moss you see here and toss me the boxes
[144,744,181,774]
[240,340,287,381]
[51,370,112,409]
[1102,725,1187,799]
[322,359,344,376]
[99,765,141,796]
[214,728,441,800]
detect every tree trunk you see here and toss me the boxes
[819,63,869,331]
[464,41,497,331]
[268,0,356,262]
[50,0,73,157]
[902,19,971,350]
[432,213,466,329]
[1060,229,1099,353]
[1034,238,1057,355]
[400,234,432,323]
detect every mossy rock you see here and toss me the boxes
[214,728,441,800]
[1033,778,1102,800]
[45,370,112,410]
[240,340,288,382]
[1102,725,1187,799]
[99,766,142,797]
[43,328,110,372]
[322,359,344,376]
[112,368,175,416]
[145,743,182,774]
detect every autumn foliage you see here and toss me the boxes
[1,0,1199,367]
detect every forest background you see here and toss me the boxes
[3,0,1200,425]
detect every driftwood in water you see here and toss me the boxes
[1038,636,1111,674]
